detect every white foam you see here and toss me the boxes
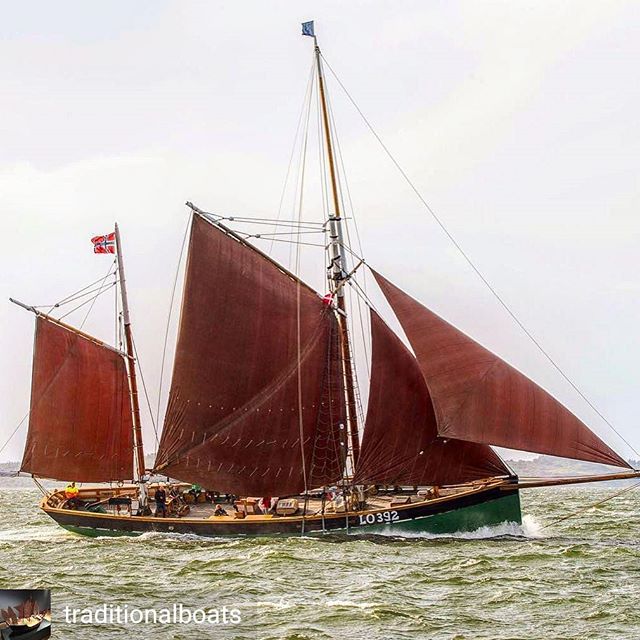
[254,599,296,611]
[325,599,375,610]
[521,514,544,538]
[358,515,545,540]
[0,527,68,543]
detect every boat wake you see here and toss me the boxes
[93,531,246,547]
[353,514,544,542]
[0,527,69,543]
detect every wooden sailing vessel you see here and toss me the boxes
[11,23,639,539]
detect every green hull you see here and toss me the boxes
[356,492,522,536]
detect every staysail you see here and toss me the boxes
[21,315,134,482]
[372,270,630,469]
[355,310,510,485]
[154,215,346,495]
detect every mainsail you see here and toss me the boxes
[355,310,510,485]
[21,315,134,482]
[372,270,630,469]
[154,215,346,495]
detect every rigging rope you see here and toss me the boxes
[326,90,371,382]
[0,411,29,459]
[243,230,324,238]
[248,236,325,248]
[539,480,640,531]
[36,268,117,314]
[216,215,323,229]
[321,53,639,460]
[155,214,191,431]
[294,55,314,499]
[269,58,317,257]
[36,280,118,311]
[131,334,160,450]
[56,281,117,322]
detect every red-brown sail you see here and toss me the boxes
[355,310,510,485]
[21,316,134,482]
[372,270,630,468]
[154,215,346,495]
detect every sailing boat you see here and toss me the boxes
[10,23,639,538]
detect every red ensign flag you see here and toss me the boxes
[91,232,116,254]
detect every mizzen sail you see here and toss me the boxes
[355,310,510,486]
[21,315,134,482]
[372,270,630,469]
[154,215,346,495]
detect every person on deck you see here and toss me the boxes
[155,485,167,518]
[64,482,80,509]
[189,484,201,501]
[213,504,228,517]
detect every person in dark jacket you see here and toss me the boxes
[213,504,228,517]
[155,485,167,517]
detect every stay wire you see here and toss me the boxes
[288,63,315,272]
[248,236,325,248]
[155,214,191,432]
[0,411,30,459]
[35,280,118,312]
[295,69,313,498]
[269,58,316,257]
[40,267,116,315]
[540,480,640,531]
[131,333,159,450]
[216,215,323,228]
[57,281,117,323]
[325,83,371,379]
[321,53,639,459]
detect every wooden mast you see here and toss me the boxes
[114,223,145,482]
[313,33,361,467]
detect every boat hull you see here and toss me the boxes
[42,484,521,538]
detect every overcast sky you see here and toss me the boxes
[1,1,638,465]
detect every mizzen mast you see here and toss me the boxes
[307,22,361,467]
[114,223,146,482]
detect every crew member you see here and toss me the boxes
[213,504,228,517]
[64,482,80,509]
[155,484,167,518]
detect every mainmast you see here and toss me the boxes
[114,223,146,482]
[309,24,361,467]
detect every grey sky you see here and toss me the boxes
[1,1,638,464]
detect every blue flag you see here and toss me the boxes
[301,21,315,37]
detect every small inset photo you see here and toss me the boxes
[0,590,51,639]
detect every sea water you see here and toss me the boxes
[0,486,638,639]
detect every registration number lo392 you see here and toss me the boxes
[358,510,399,526]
